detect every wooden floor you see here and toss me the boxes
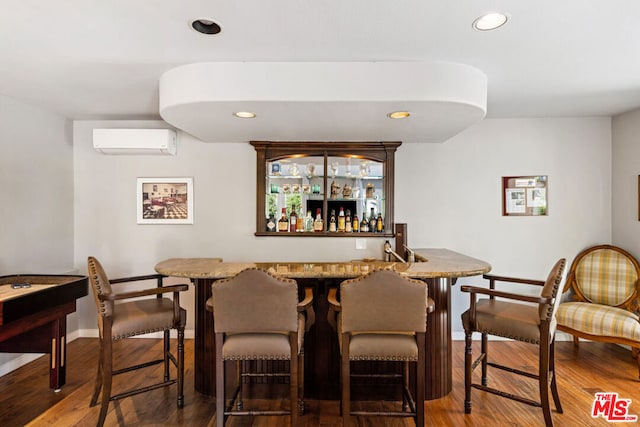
[0,338,638,426]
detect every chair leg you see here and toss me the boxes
[402,361,410,411]
[298,348,305,414]
[289,334,299,427]
[235,361,243,410]
[633,347,640,380]
[481,332,488,386]
[341,333,352,426]
[163,330,170,382]
[464,332,473,414]
[177,327,185,409]
[90,340,104,407]
[215,333,225,427]
[97,339,113,427]
[416,332,426,427]
[539,338,553,427]
[549,340,562,413]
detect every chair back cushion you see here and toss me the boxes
[212,268,298,333]
[573,247,638,306]
[87,256,114,321]
[539,258,567,321]
[340,269,427,333]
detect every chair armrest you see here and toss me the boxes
[297,287,314,312]
[327,288,340,331]
[99,284,189,301]
[327,287,341,311]
[482,273,545,287]
[298,287,315,331]
[109,273,167,284]
[460,285,552,305]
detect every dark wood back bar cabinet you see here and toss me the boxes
[251,141,401,237]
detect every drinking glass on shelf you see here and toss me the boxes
[359,161,370,177]
[330,160,339,178]
[306,163,315,178]
[290,163,299,176]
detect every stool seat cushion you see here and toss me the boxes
[222,333,292,360]
[112,298,181,340]
[461,299,550,344]
[348,333,418,361]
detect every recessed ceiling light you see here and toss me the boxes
[472,12,508,31]
[190,18,222,35]
[387,111,410,119]
[233,111,256,119]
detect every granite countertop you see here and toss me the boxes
[154,249,491,279]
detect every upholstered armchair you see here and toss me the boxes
[556,245,640,379]
[87,256,187,427]
[209,268,314,427]
[461,258,566,427]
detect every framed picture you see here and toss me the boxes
[502,175,548,216]
[137,177,194,224]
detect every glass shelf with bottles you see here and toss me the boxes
[253,141,400,237]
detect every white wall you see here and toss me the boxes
[73,117,612,338]
[0,94,75,374]
[612,108,640,257]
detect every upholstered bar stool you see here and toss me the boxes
[209,268,314,427]
[87,256,187,427]
[328,269,434,427]
[461,258,566,427]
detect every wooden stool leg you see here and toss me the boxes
[464,332,473,414]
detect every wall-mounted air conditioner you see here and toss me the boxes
[92,128,177,155]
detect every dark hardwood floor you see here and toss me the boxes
[0,337,638,426]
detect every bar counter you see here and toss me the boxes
[155,248,491,400]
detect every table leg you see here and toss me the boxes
[424,277,452,400]
[49,316,67,390]
[193,278,216,396]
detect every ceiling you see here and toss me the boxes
[1,1,639,143]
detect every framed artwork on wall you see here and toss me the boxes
[137,177,194,224]
[502,175,548,216]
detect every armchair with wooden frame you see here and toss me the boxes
[556,244,640,379]
[327,269,435,427]
[208,268,314,427]
[87,256,187,427]
[461,258,566,427]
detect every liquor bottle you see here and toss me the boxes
[345,209,352,232]
[313,208,324,232]
[376,212,384,233]
[329,209,337,232]
[278,208,288,232]
[266,214,276,232]
[304,210,314,232]
[289,204,298,232]
[352,214,359,232]
[296,204,305,232]
[368,207,376,231]
[360,213,369,232]
[337,207,346,232]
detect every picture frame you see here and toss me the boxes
[137,177,193,224]
[502,175,548,216]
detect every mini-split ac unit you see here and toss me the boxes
[92,128,177,155]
